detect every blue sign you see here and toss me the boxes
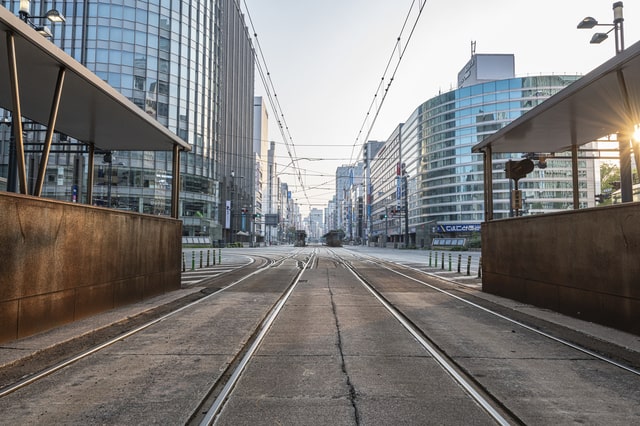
[434,224,481,233]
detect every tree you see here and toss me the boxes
[599,162,620,205]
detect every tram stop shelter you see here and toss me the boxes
[0,7,191,343]
[472,40,640,335]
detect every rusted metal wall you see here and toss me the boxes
[0,193,182,343]
[482,203,640,335]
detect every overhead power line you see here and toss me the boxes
[350,0,427,163]
[241,0,312,211]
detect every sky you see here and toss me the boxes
[241,0,640,217]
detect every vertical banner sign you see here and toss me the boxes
[396,176,401,204]
[225,200,231,229]
[241,211,246,231]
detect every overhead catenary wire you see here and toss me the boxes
[241,0,312,211]
[349,0,427,163]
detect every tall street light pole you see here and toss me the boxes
[578,2,634,203]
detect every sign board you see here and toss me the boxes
[433,224,481,233]
[264,214,279,226]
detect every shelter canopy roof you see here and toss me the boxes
[0,6,190,152]
[473,40,640,154]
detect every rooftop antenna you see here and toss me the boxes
[471,40,476,57]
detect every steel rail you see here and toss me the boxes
[330,250,513,426]
[198,249,317,426]
[353,250,640,377]
[0,252,297,399]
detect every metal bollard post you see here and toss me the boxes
[477,256,482,278]
[448,253,452,271]
[457,254,461,273]
[207,249,210,267]
[199,250,203,269]
[441,252,444,269]
[191,251,195,271]
[429,251,432,267]
[213,248,216,265]
[218,248,221,264]
[467,256,471,276]
[182,252,186,272]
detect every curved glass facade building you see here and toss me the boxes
[1,0,254,241]
[370,71,596,246]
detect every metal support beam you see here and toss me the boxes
[87,143,94,204]
[34,67,66,196]
[619,134,633,202]
[615,69,636,203]
[483,147,493,221]
[171,144,181,219]
[6,32,27,194]
[571,144,580,209]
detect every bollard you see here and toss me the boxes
[191,251,195,271]
[207,249,210,267]
[448,253,452,271]
[457,254,461,273]
[477,256,482,278]
[441,252,444,269]
[467,255,471,276]
[429,251,432,267]
[199,250,203,269]
[218,248,221,264]
[182,252,186,272]
[213,248,216,265]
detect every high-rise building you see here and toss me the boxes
[0,0,254,244]
[369,53,593,247]
[308,208,323,241]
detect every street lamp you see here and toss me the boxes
[19,0,66,38]
[578,2,634,203]
[577,1,624,54]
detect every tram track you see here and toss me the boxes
[346,249,640,376]
[191,249,316,425]
[2,247,638,424]
[327,248,640,424]
[0,250,304,400]
[326,249,518,425]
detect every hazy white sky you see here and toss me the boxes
[242,0,640,216]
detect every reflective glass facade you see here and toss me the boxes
[371,75,597,245]
[1,1,253,241]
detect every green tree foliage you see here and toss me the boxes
[600,163,620,205]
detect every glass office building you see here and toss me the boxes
[0,0,254,241]
[370,55,595,247]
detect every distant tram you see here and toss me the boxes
[294,230,307,247]
[322,230,344,247]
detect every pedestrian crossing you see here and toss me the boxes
[180,249,252,286]
[181,265,238,286]
[393,258,483,289]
